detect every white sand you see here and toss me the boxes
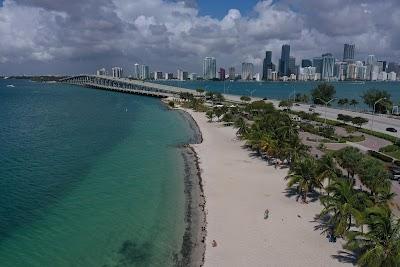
[185,109,353,267]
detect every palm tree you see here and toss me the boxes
[206,110,214,122]
[316,154,339,194]
[335,147,362,180]
[345,208,400,266]
[320,179,372,237]
[350,99,359,111]
[234,117,249,138]
[285,156,322,203]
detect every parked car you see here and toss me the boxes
[295,103,300,106]
[386,127,397,133]
[310,104,316,108]
[309,108,314,112]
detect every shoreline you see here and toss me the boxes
[181,107,353,266]
[174,108,206,267]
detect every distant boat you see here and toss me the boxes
[3,77,9,79]
[6,84,15,88]
[125,108,128,112]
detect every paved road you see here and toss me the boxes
[291,103,400,138]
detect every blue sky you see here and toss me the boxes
[197,0,260,18]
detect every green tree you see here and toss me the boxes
[279,100,293,109]
[335,147,363,179]
[345,208,400,267]
[311,83,336,104]
[362,89,392,114]
[352,116,369,128]
[316,154,339,193]
[240,95,251,103]
[285,156,322,203]
[350,99,359,110]
[338,98,349,108]
[234,117,249,137]
[206,110,214,122]
[357,156,392,204]
[320,179,372,237]
[337,114,353,124]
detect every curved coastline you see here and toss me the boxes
[173,108,207,267]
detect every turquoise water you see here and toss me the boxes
[0,80,196,266]
[157,80,400,106]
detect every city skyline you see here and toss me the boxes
[1,0,400,75]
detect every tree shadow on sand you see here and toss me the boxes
[312,214,357,265]
[283,187,320,203]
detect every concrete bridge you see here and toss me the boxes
[60,75,198,98]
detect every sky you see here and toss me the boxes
[0,0,400,75]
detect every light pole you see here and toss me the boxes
[371,97,387,131]
[316,97,337,125]
[246,89,256,97]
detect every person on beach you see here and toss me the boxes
[264,209,269,219]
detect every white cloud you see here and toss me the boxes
[0,0,399,75]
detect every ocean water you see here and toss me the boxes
[0,79,197,266]
[157,80,400,106]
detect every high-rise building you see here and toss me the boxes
[96,68,107,76]
[322,53,335,80]
[177,69,188,81]
[228,67,235,80]
[164,73,174,80]
[367,55,377,66]
[279,44,290,77]
[387,62,400,74]
[140,65,150,80]
[154,71,163,80]
[189,73,197,80]
[134,63,140,79]
[313,57,323,75]
[262,51,275,80]
[112,67,123,78]
[343,44,355,62]
[334,62,347,81]
[301,59,312,68]
[241,62,254,80]
[388,72,397,81]
[203,57,217,80]
[288,57,296,75]
[219,68,226,81]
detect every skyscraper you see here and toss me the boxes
[279,44,290,77]
[203,57,217,80]
[112,67,123,78]
[134,63,140,79]
[219,68,226,80]
[301,59,312,68]
[241,63,254,80]
[322,53,335,80]
[228,67,235,80]
[140,65,149,80]
[343,44,355,62]
[313,57,323,75]
[288,57,296,75]
[262,51,275,80]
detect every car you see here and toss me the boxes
[309,108,314,112]
[386,127,397,133]
[310,104,316,108]
[295,103,300,106]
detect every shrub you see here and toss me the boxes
[168,101,175,108]
[368,150,393,162]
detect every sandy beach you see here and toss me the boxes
[184,109,353,267]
